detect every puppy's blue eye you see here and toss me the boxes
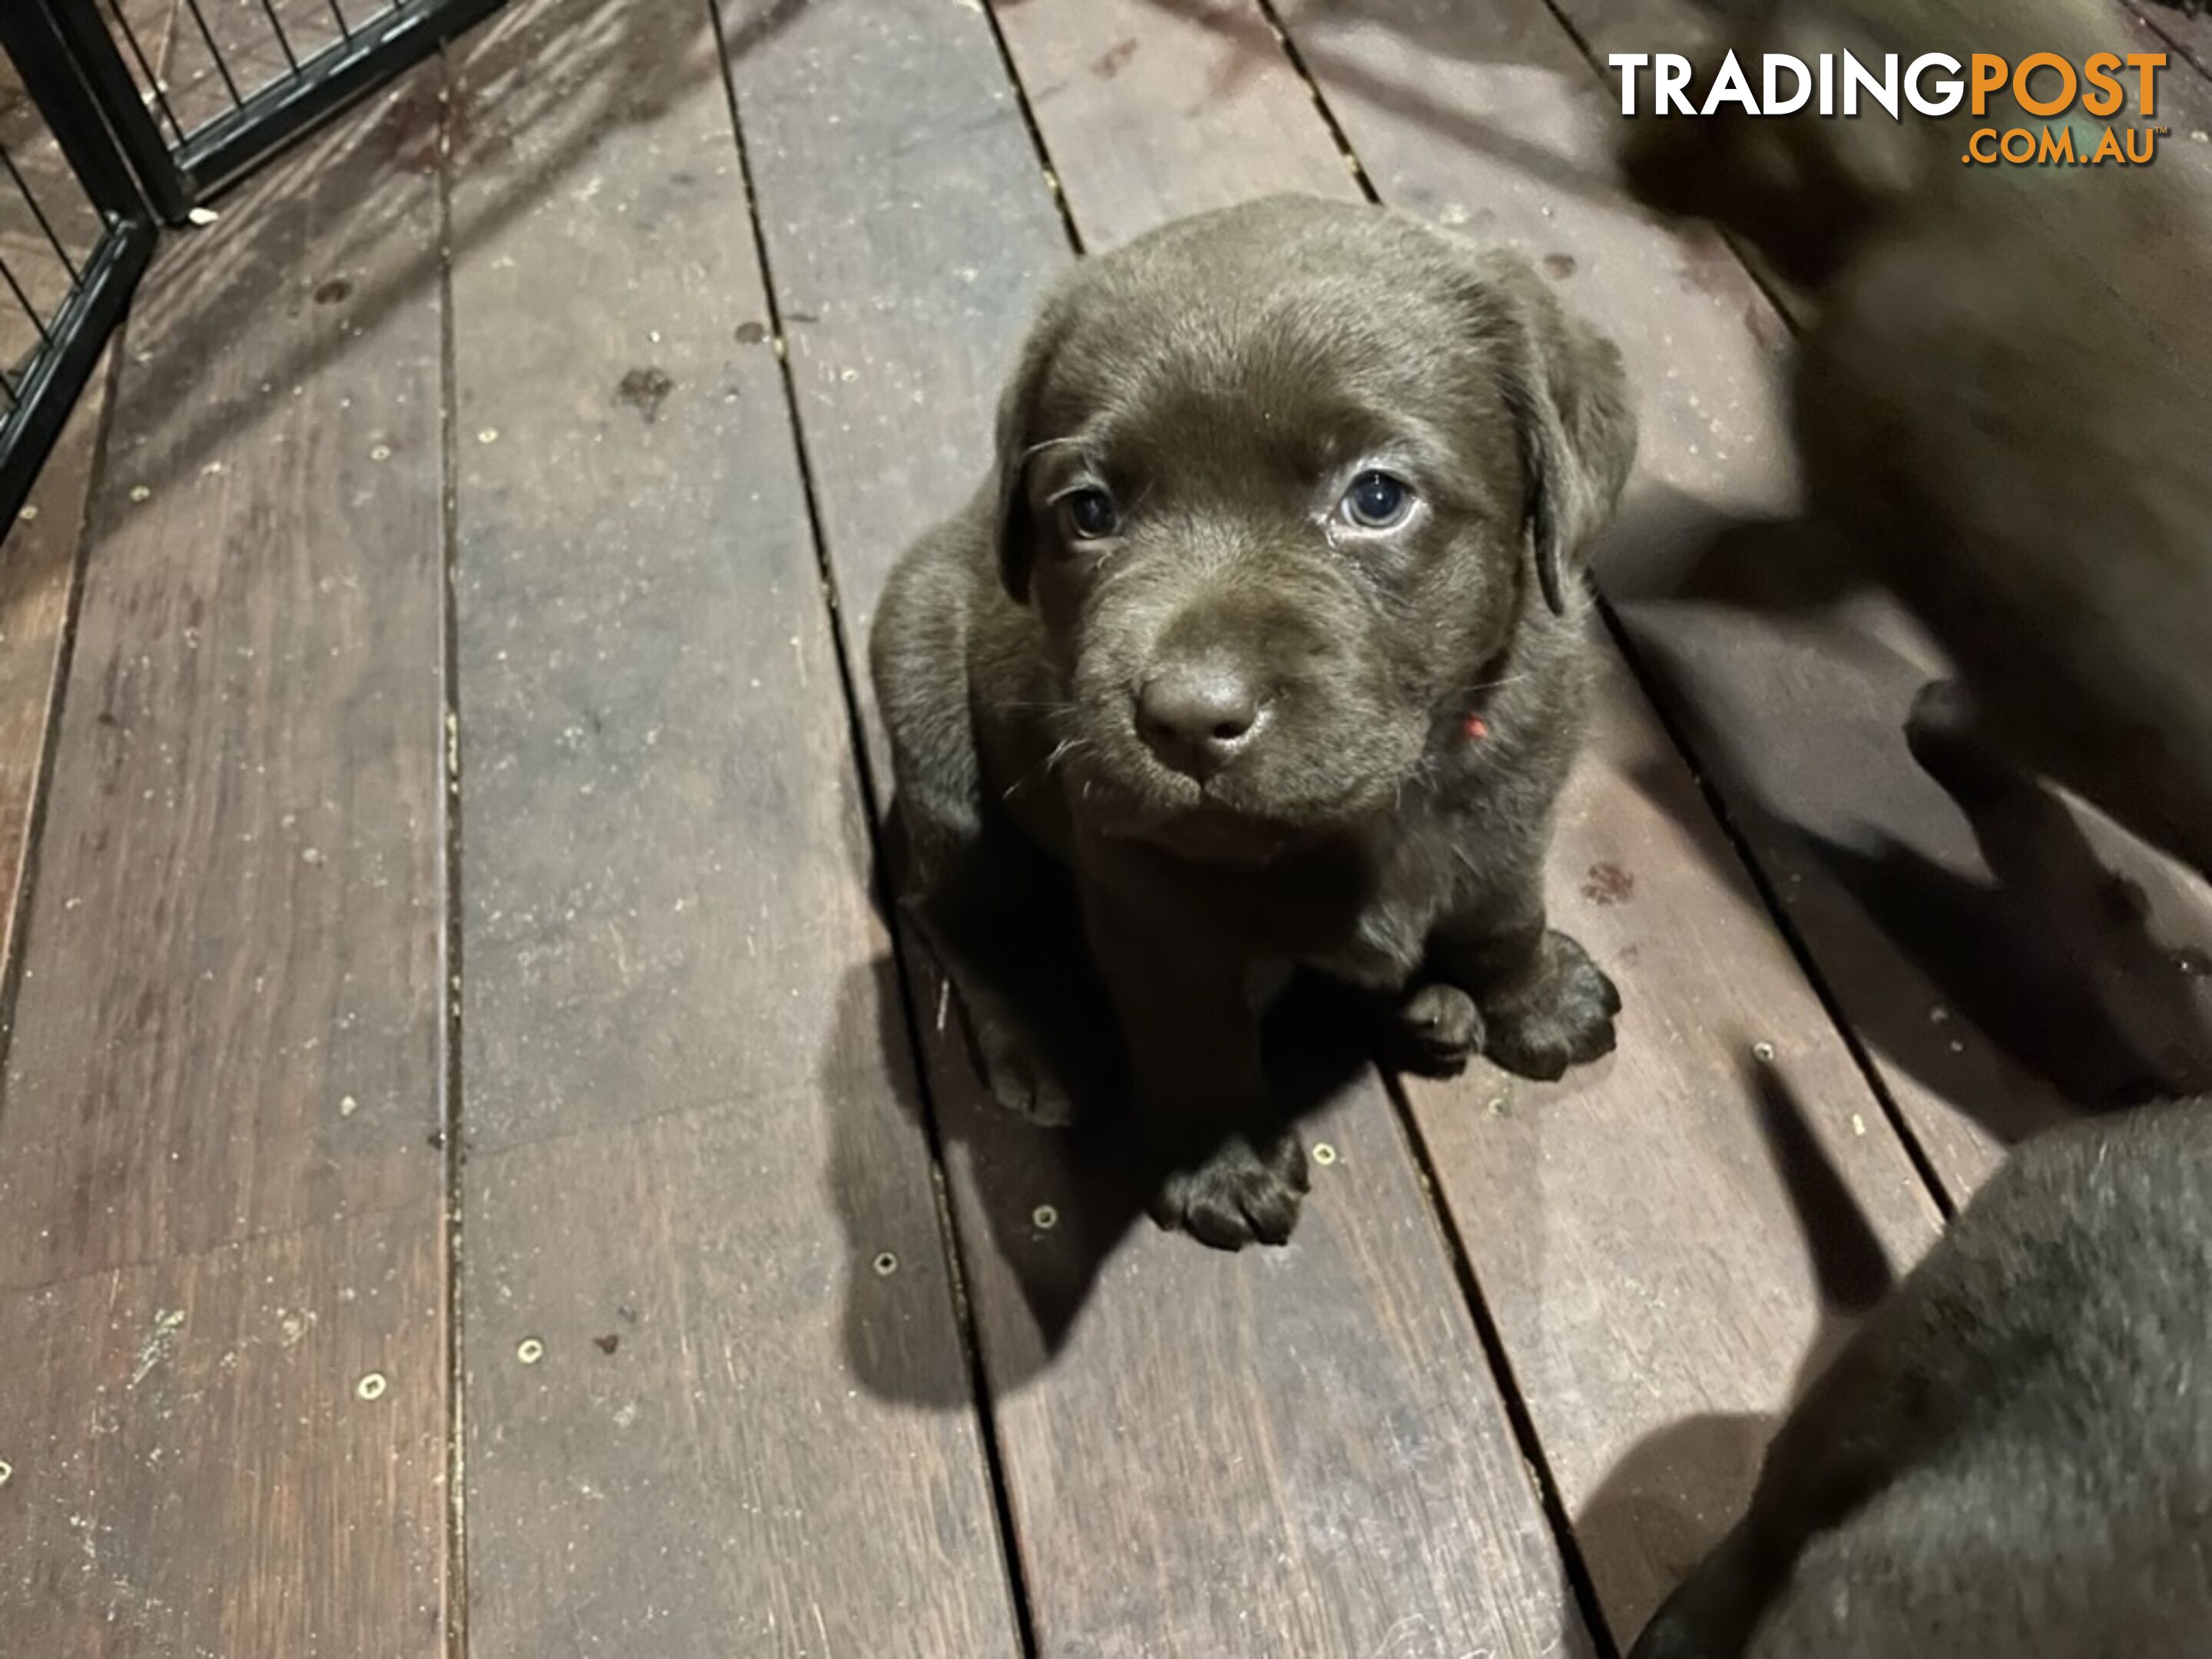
[1061,488,1119,540]
[1343,470,1413,529]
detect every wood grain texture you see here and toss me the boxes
[732,2,1591,1654]
[0,75,449,1286]
[446,2,1022,1652]
[1402,683,1942,1634]
[722,0,1071,661]
[0,1205,449,1656]
[0,75,452,1658]
[0,360,105,990]
[1014,0,1945,1642]
[993,0,1358,250]
[2128,0,2212,79]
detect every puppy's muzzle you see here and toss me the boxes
[1134,658,1267,782]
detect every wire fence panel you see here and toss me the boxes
[0,4,155,531]
[0,0,507,530]
[65,0,507,217]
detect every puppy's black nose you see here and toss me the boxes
[1136,664,1262,779]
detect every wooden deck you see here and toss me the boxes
[2,1,2210,1654]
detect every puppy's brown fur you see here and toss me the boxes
[869,195,1637,1248]
[1631,1099,2212,1659]
[1620,0,2212,879]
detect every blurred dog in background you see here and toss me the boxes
[1619,0,2212,1651]
[1622,0,2212,882]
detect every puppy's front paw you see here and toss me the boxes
[1481,929,1620,1081]
[1150,1131,1310,1250]
[1376,982,1485,1077]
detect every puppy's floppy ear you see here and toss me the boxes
[1482,255,1638,616]
[988,297,1069,605]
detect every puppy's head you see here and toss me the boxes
[991,195,1635,860]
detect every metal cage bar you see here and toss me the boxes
[0,0,511,531]
[53,0,509,224]
[0,2,157,529]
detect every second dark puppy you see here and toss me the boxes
[869,195,1637,1248]
[1630,1098,2212,1659]
[1618,0,2212,881]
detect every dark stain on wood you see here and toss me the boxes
[615,365,674,421]
[1583,861,1634,905]
[1093,37,1138,78]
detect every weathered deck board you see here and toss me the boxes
[0,78,452,1655]
[2,5,176,952]
[994,0,1356,250]
[445,2,1022,1653]
[0,1205,449,1655]
[1009,0,1945,1644]
[2131,0,2212,79]
[0,359,105,993]
[727,2,1594,1654]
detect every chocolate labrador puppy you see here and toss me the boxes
[1630,1098,2212,1658]
[869,194,1637,1248]
[1618,0,2212,880]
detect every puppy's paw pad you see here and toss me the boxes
[1905,676,1973,740]
[1903,677,1992,780]
[1150,1135,1308,1250]
[1481,932,1619,1082]
[973,1023,1077,1128]
[1379,982,1485,1076]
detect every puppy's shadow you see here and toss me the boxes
[1806,724,2212,1117]
[1575,1061,1897,1647]
[824,806,1368,1406]
[1605,508,2212,1151]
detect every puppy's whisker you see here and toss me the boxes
[1002,736,1090,801]
[1457,671,1532,700]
